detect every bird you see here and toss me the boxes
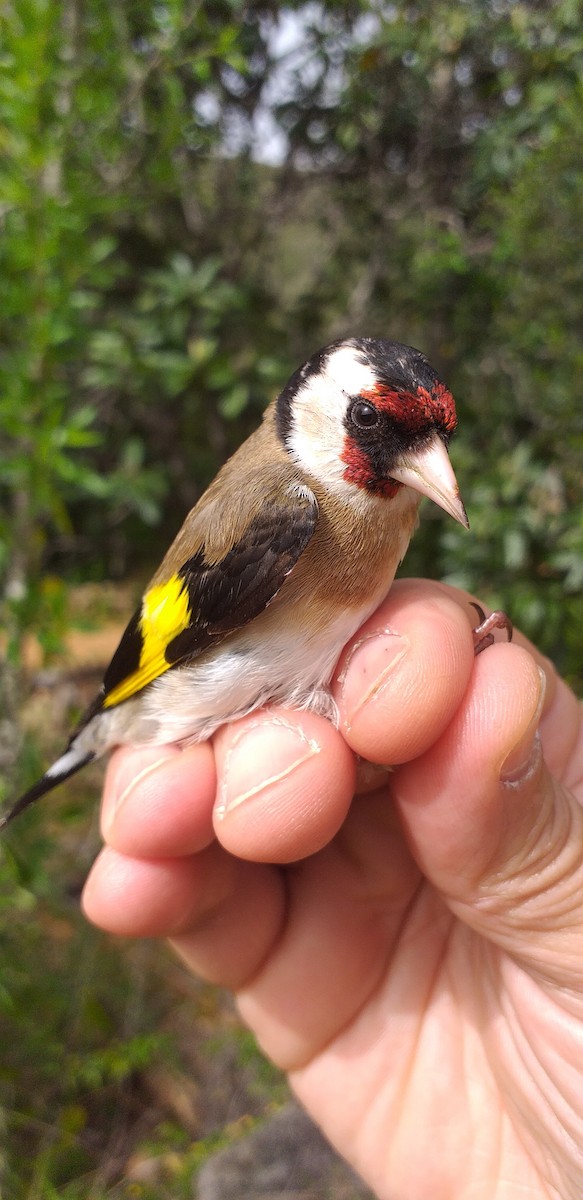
[0,336,510,829]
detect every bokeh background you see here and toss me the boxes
[1,1,581,1195]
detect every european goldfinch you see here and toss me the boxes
[2,337,505,828]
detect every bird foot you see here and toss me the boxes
[470,602,513,655]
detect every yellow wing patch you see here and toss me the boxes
[103,576,191,708]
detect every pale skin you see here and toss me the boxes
[82,578,583,1200]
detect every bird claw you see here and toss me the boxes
[470,602,513,656]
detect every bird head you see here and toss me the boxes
[275,337,468,527]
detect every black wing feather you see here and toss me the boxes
[166,489,318,664]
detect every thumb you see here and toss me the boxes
[392,643,583,986]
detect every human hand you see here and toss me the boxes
[83,579,583,1200]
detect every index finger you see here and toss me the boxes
[333,578,476,764]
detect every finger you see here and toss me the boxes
[236,786,422,1071]
[393,641,583,984]
[100,742,217,857]
[82,842,286,990]
[422,581,583,788]
[333,578,475,765]
[212,708,357,863]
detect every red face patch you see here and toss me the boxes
[340,376,457,495]
[359,381,457,436]
[340,437,400,497]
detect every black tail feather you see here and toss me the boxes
[0,752,96,830]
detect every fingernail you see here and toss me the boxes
[500,667,546,786]
[103,752,175,836]
[338,629,409,729]
[215,717,321,819]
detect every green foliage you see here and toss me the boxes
[0,823,163,1197]
[77,246,289,564]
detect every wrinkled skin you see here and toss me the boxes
[83,580,583,1200]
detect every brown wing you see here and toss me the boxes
[99,478,318,708]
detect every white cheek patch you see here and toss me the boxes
[324,345,377,398]
[286,346,377,493]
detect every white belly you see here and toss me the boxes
[88,573,392,754]
[139,602,367,743]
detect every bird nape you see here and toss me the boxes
[1,336,511,830]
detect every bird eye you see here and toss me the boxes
[350,400,380,429]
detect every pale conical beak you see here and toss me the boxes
[389,432,469,528]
